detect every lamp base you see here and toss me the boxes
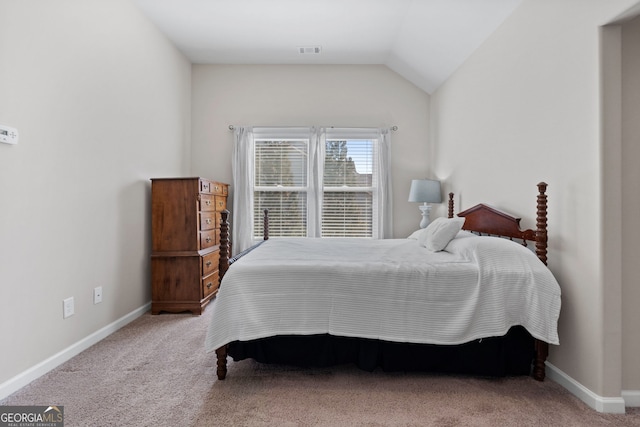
[418,203,432,229]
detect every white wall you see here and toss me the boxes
[191,64,431,240]
[622,15,640,392]
[430,0,640,402]
[0,0,191,390]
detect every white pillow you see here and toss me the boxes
[407,229,425,240]
[418,217,466,251]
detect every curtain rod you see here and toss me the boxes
[228,125,398,131]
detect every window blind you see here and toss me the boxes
[322,139,375,237]
[253,139,308,237]
[248,128,387,240]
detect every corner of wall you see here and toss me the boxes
[546,362,626,414]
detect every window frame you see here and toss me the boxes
[253,137,311,238]
[321,136,379,238]
[250,127,386,240]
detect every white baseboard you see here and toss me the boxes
[546,362,626,414]
[0,303,151,401]
[622,390,640,407]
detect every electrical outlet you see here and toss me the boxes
[93,286,102,304]
[63,297,74,319]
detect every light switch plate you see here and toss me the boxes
[63,297,74,319]
[0,124,19,145]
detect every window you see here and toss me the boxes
[252,129,382,239]
[254,138,309,237]
[322,138,375,237]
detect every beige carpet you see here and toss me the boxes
[2,308,639,426]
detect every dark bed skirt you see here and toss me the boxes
[227,326,535,377]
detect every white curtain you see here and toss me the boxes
[376,128,393,239]
[231,126,255,254]
[308,127,324,238]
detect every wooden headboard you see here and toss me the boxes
[447,182,548,265]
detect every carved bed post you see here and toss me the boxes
[535,182,548,266]
[448,193,454,219]
[533,182,549,381]
[219,209,230,282]
[216,209,230,380]
[215,345,228,380]
[533,340,549,381]
[263,208,269,240]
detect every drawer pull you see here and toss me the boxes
[206,200,211,206]
[206,261,212,267]
[206,218,212,224]
[206,237,212,243]
[206,282,213,289]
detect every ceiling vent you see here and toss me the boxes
[298,46,322,54]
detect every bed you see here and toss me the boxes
[206,182,560,382]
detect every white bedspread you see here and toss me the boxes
[205,233,561,353]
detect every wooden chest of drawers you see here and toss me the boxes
[150,177,229,315]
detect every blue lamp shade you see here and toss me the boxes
[408,179,442,228]
[408,179,442,204]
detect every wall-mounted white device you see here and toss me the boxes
[0,124,19,145]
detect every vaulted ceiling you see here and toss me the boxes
[132,0,523,93]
